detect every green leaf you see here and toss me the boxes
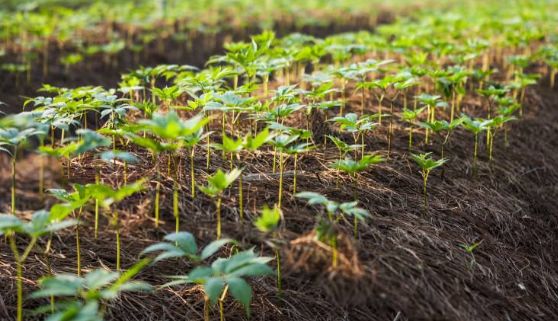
[164,232,198,255]
[227,263,274,278]
[0,214,23,234]
[84,270,120,291]
[31,275,83,298]
[254,205,281,233]
[227,277,253,315]
[204,278,225,305]
[200,238,235,260]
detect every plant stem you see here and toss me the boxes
[204,296,210,321]
[39,138,45,203]
[388,101,393,157]
[331,236,338,268]
[76,222,81,276]
[191,148,196,198]
[473,133,479,176]
[123,161,128,185]
[94,167,100,239]
[353,215,358,239]
[206,131,211,169]
[239,173,244,221]
[272,146,277,173]
[408,127,413,151]
[216,196,222,239]
[423,172,429,209]
[114,209,121,271]
[11,151,16,214]
[293,154,298,194]
[9,236,23,321]
[278,152,284,207]
[275,248,282,294]
[219,285,229,321]
[173,181,179,233]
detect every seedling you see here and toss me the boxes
[199,169,242,239]
[253,205,283,292]
[31,259,152,321]
[296,192,369,265]
[410,153,447,209]
[163,248,273,321]
[0,209,76,321]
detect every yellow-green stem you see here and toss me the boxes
[11,152,16,214]
[216,196,222,239]
[174,181,179,233]
[278,152,284,207]
[219,285,229,321]
[191,148,196,198]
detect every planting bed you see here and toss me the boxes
[1,1,558,321]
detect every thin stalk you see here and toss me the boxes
[388,101,394,156]
[173,181,179,233]
[11,150,16,214]
[9,236,23,321]
[206,131,211,169]
[239,173,244,221]
[408,126,413,151]
[204,296,210,321]
[272,146,277,173]
[331,236,338,268]
[378,96,384,124]
[76,207,83,276]
[94,167,100,239]
[361,133,365,159]
[422,171,429,209]
[190,148,196,198]
[116,229,121,271]
[123,161,128,185]
[293,154,298,194]
[39,139,45,203]
[278,152,284,207]
[275,248,282,293]
[216,196,222,239]
[219,284,229,321]
[450,90,456,121]
[473,133,479,176]
[360,87,365,114]
[114,209,121,271]
[155,182,160,227]
[66,157,71,180]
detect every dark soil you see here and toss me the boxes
[1,8,558,321]
[0,74,557,320]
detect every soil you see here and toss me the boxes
[1,11,558,321]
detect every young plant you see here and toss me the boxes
[330,154,384,179]
[0,209,77,321]
[141,231,235,263]
[48,185,94,276]
[410,153,447,209]
[0,124,44,214]
[31,259,152,321]
[253,205,283,292]
[416,94,448,145]
[87,180,145,270]
[400,106,426,151]
[163,248,273,321]
[296,192,369,265]
[462,117,490,175]
[199,169,242,239]
[270,133,300,207]
[329,113,377,158]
